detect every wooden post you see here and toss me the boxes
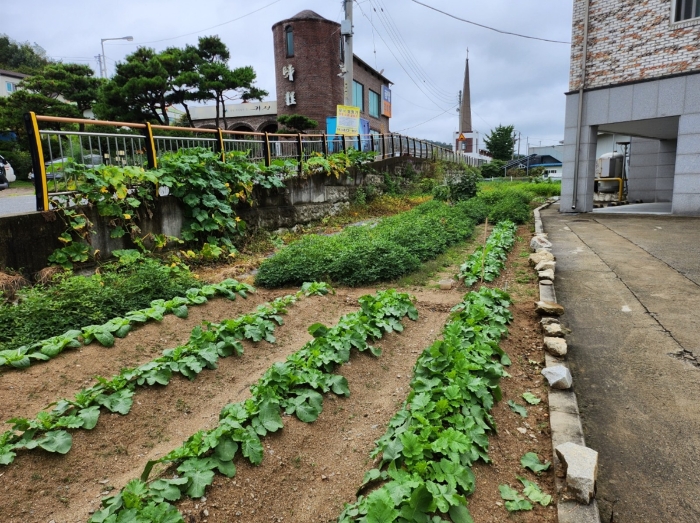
[264,132,271,167]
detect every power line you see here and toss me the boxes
[396,104,459,133]
[368,0,456,104]
[371,0,456,101]
[110,0,284,46]
[355,1,453,111]
[410,0,571,45]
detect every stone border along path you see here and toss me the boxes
[532,200,602,523]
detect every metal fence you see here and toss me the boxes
[24,112,483,212]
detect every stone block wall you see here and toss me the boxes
[570,0,700,91]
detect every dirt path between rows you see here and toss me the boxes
[0,229,557,523]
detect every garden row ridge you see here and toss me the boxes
[533,199,602,523]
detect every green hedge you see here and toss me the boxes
[256,183,547,288]
[255,200,475,288]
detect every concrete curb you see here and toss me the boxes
[533,200,602,523]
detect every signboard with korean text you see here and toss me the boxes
[381,85,392,118]
[336,105,361,135]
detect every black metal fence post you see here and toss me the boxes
[23,112,48,212]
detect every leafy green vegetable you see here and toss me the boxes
[89,288,417,523]
[458,221,517,286]
[339,286,514,522]
[499,484,533,512]
[522,392,541,405]
[1,282,333,466]
[520,452,551,474]
[518,477,552,506]
[508,400,528,417]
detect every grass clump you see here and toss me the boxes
[0,254,201,351]
[255,200,475,288]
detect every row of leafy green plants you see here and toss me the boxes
[49,147,377,268]
[255,190,535,288]
[337,286,513,522]
[85,288,418,523]
[334,220,547,522]
[0,282,330,466]
[255,200,475,288]
[458,221,517,286]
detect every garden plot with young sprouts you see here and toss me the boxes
[0,224,556,523]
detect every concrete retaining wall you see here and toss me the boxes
[0,157,437,274]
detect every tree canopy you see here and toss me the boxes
[277,114,318,133]
[484,124,515,161]
[94,36,267,128]
[0,34,50,73]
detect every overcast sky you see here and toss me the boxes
[6,0,573,148]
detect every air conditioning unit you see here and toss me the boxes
[597,152,623,178]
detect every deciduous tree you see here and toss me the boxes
[484,124,515,161]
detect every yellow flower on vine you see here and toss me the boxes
[235,216,241,222]
[123,214,131,220]
[100,187,108,193]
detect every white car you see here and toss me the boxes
[0,155,16,184]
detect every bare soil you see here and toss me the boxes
[0,228,557,523]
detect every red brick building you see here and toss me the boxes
[193,9,392,134]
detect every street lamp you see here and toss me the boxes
[100,36,133,78]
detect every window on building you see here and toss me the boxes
[353,80,364,112]
[675,0,700,21]
[285,26,294,57]
[6,82,15,93]
[369,90,380,118]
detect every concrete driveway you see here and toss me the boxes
[542,205,700,522]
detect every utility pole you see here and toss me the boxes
[517,131,521,158]
[342,0,354,106]
[96,55,103,78]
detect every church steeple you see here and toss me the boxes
[459,50,472,134]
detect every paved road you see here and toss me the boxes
[0,194,36,216]
[542,206,700,523]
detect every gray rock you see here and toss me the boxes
[536,301,565,316]
[544,336,568,356]
[555,442,599,504]
[535,260,556,272]
[542,365,573,389]
[540,317,560,326]
[536,248,554,255]
[530,235,553,252]
[538,269,555,281]
[543,322,565,337]
[529,251,555,267]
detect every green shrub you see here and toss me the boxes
[255,201,475,288]
[488,194,532,224]
[329,240,420,286]
[0,257,201,351]
[448,166,481,201]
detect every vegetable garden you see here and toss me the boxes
[0,170,559,522]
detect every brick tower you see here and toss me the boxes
[272,10,344,129]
